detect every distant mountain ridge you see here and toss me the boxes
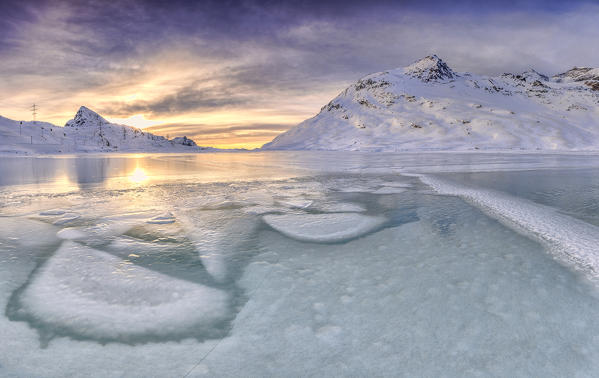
[263,55,599,151]
[0,106,212,154]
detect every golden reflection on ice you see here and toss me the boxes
[129,167,148,184]
[2,152,311,196]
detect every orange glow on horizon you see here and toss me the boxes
[209,141,265,150]
[0,53,332,149]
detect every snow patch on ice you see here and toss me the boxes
[262,213,386,243]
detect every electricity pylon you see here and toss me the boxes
[31,104,38,124]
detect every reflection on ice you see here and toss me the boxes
[128,167,148,184]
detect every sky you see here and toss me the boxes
[1,0,598,149]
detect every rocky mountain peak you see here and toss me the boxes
[404,55,456,82]
[171,136,197,147]
[65,106,109,128]
[554,67,599,82]
[520,69,549,82]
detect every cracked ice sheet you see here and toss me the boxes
[15,241,230,341]
[0,236,220,378]
[190,198,599,377]
[176,208,259,282]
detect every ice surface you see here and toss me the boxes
[107,235,180,256]
[3,153,599,377]
[372,186,407,194]
[177,209,259,282]
[60,212,152,246]
[13,241,230,341]
[313,202,367,213]
[193,199,599,377]
[277,199,313,209]
[39,209,67,216]
[419,174,599,281]
[263,213,386,243]
[0,217,59,247]
[242,205,287,215]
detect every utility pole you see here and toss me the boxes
[31,104,38,124]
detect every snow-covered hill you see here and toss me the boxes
[0,106,213,154]
[263,55,599,151]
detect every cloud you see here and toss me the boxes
[144,121,290,148]
[145,122,290,137]
[102,84,249,117]
[1,0,599,147]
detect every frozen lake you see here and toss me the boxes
[2,151,599,377]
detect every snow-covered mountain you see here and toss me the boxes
[0,106,212,154]
[263,55,599,151]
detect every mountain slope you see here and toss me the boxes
[263,55,599,151]
[0,107,211,154]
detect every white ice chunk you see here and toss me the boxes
[18,241,229,339]
[70,212,150,245]
[39,209,67,216]
[278,199,313,209]
[199,254,227,283]
[177,211,258,282]
[52,213,80,225]
[147,212,176,224]
[56,227,88,240]
[262,213,386,243]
